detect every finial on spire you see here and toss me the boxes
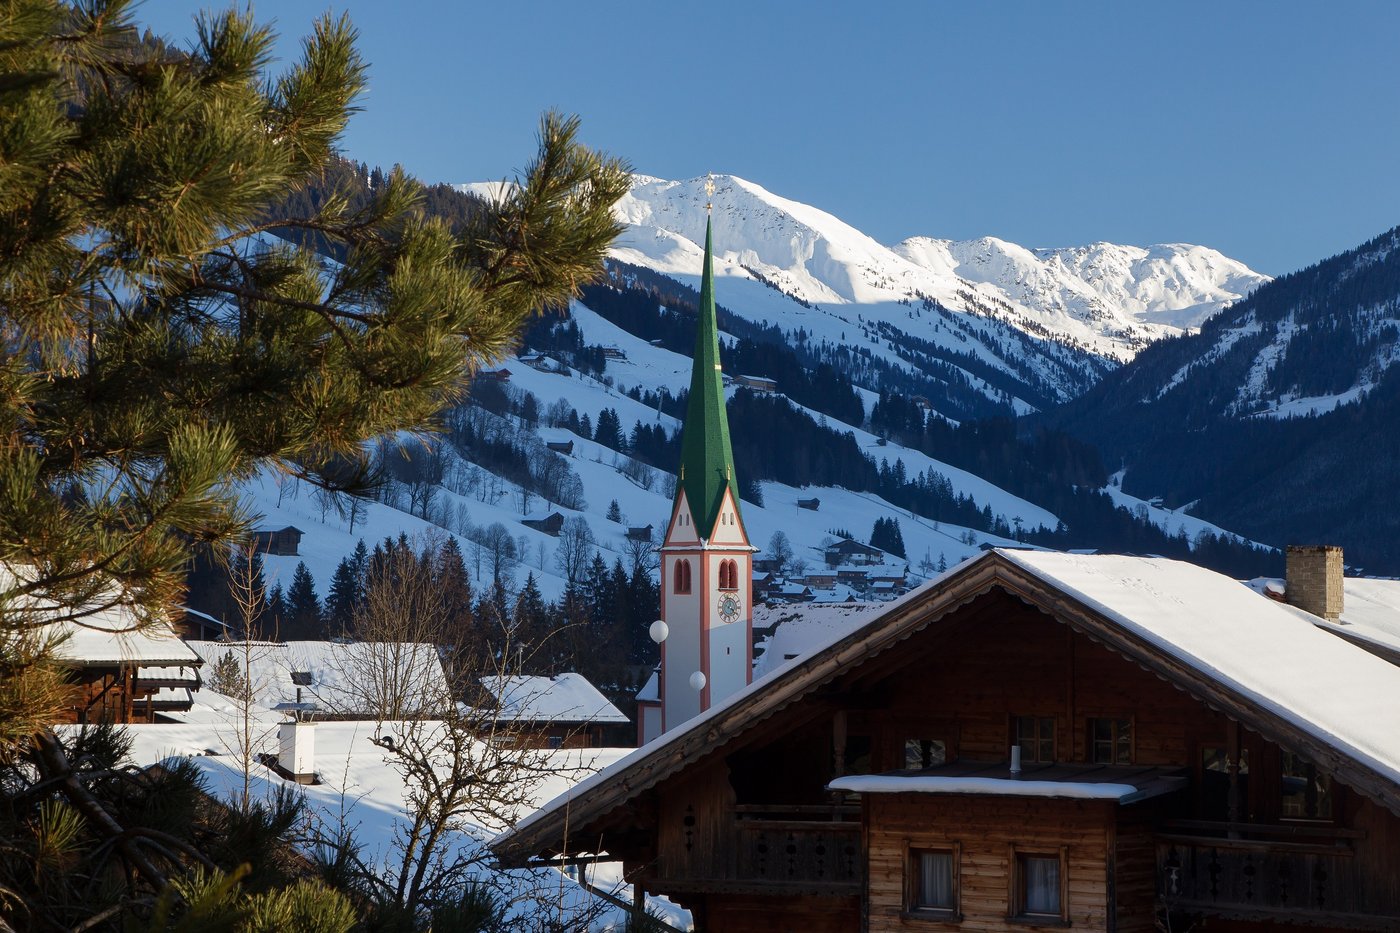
[705,173,715,214]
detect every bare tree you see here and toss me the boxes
[222,545,278,813]
[767,530,794,575]
[624,527,659,580]
[553,517,595,587]
[327,540,456,721]
[474,522,518,586]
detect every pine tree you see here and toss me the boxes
[285,562,322,639]
[0,0,629,741]
[606,499,623,523]
[324,555,362,637]
[264,583,290,640]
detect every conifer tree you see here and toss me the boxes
[324,555,362,636]
[0,0,629,737]
[285,562,322,639]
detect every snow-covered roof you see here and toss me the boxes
[188,640,450,717]
[636,670,659,703]
[53,619,201,667]
[753,602,880,676]
[829,761,1187,804]
[495,550,1400,861]
[1001,550,1400,789]
[482,673,629,725]
[1246,575,1400,661]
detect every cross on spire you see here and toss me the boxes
[705,173,715,214]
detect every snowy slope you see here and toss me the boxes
[461,174,1267,419]
[240,286,1256,607]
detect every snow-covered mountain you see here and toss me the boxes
[1047,224,1400,573]
[611,174,1267,354]
[461,175,1266,419]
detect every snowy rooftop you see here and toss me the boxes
[481,673,629,725]
[1246,575,1400,660]
[1003,550,1400,788]
[54,618,201,667]
[503,550,1400,852]
[829,761,1187,805]
[752,602,880,676]
[188,640,450,717]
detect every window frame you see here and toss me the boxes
[1008,845,1069,926]
[904,843,961,921]
[673,559,692,594]
[1086,715,1134,765]
[1012,714,1057,764]
[1279,749,1335,823]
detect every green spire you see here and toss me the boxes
[677,216,740,538]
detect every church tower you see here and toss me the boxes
[639,201,754,744]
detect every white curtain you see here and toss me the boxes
[1023,855,1060,914]
[917,851,953,909]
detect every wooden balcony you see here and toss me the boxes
[1156,821,1397,930]
[655,804,862,896]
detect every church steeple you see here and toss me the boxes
[636,190,756,746]
[677,215,740,539]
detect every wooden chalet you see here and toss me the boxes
[825,537,883,567]
[251,525,303,556]
[493,549,1400,932]
[733,374,778,393]
[521,512,566,536]
[545,439,575,455]
[797,497,821,511]
[54,613,202,724]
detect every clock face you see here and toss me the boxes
[719,593,741,624]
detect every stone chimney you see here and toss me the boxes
[1285,545,1344,622]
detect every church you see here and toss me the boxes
[492,216,1400,932]
[635,200,756,745]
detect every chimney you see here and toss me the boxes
[277,719,316,784]
[1285,545,1344,622]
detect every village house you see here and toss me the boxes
[494,546,1400,933]
[732,374,778,393]
[476,673,631,749]
[825,537,884,567]
[250,525,303,556]
[520,511,566,536]
[54,610,202,724]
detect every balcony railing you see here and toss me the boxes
[1157,821,1377,920]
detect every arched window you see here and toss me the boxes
[719,559,738,591]
[674,559,692,594]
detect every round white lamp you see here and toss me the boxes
[689,671,707,692]
[649,619,669,644]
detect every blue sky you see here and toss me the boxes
[140,2,1400,275]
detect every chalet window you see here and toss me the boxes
[1014,715,1055,763]
[673,559,692,594]
[904,738,947,770]
[1280,751,1333,820]
[1012,848,1067,922]
[1088,717,1132,765]
[907,846,958,917]
[1201,745,1250,821]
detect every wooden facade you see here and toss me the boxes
[496,553,1400,932]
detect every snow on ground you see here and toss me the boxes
[76,718,690,930]
[237,303,1054,606]
[1103,470,1271,551]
